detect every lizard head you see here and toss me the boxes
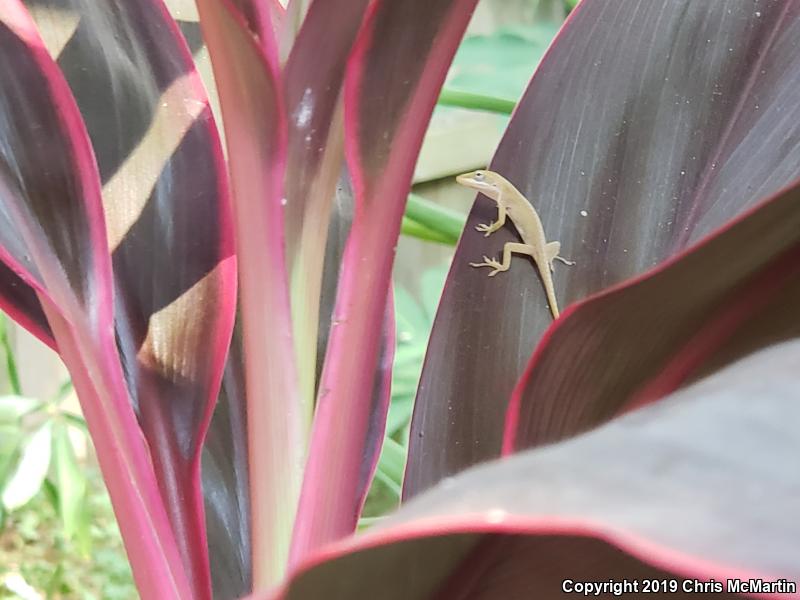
[455,169,501,200]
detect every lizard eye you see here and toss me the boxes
[474,171,484,180]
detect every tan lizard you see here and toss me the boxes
[455,169,574,319]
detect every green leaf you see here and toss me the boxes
[0,424,22,489]
[0,394,41,424]
[384,396,414,439]
[62,411,88,431]
[371,466,401,499]
[400,216,456,245]
[52,420,90,552]
[394,287,429,342]
[436,89,516,114]
[41,476,59,509]
[355,515,386,531]
[376,437,406,485]
[442,23,561,106]
[404,194,466,244]
[1,421,52,511]
[53,380,74,404]
[420,266,449,323]
[0,315,21,395]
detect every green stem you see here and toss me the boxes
[372,466,402,499]
[0,314,22,395]
[437,88,516,114]
[401,217,455,245]
[402,194,467,245]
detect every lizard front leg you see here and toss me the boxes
[475,203,507,237]
[470,242,533,276]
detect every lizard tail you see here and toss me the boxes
[543,269,560,319]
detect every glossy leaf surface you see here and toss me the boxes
[507,178,800,451]
[27,2,237,595]
[0,265,52,348]
[407,0,800,498]
[291,0,479,563]
[0,5,190,595]
[203,322,251,600]
[194,0,302,589]
[269,340,800,599]
[282,0,369,414]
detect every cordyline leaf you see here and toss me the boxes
[194,0,302,590]
[202,320,251,600]
[279,0,310,60]
[316,170,355,386]
[506,178,800,452]
[283,0,369,424]
[315,168,397,523]
[406,0,800,498]
[0,263,53,348]
[265,340,800,599]
[0,4,190,596]
[290,0,479,565]
[28,2,237,595]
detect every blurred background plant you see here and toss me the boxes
[0,0,575,596]
[0,314,135,599]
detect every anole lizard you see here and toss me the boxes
[455,169,574,319]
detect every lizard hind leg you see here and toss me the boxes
[545,241,576,271]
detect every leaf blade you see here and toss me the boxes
[269,340,800,599]
[407,0,800,498]
[290,0,480,564]
[28,2,238,594]
[193,0,301,589]
[1,421,51,511]
[0,4,191,596]
[507,177,800,452]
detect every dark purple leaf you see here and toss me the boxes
[407,0,800,498]
[314,167,398,521]
[507,178,800,452]
[194,0,303,590]
[27,2,237,596]
[282,0,370,430]
[203,320,251,600]
[267,339,800,599]
[0,4,191,595]
[0,263,53,348]
[290,0,479,562]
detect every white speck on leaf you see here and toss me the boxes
[580,210,588,217]
[486,509,506,524]
[293,88,314,129]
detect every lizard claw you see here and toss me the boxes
[469,256,504,276]
[475,222,495,237]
